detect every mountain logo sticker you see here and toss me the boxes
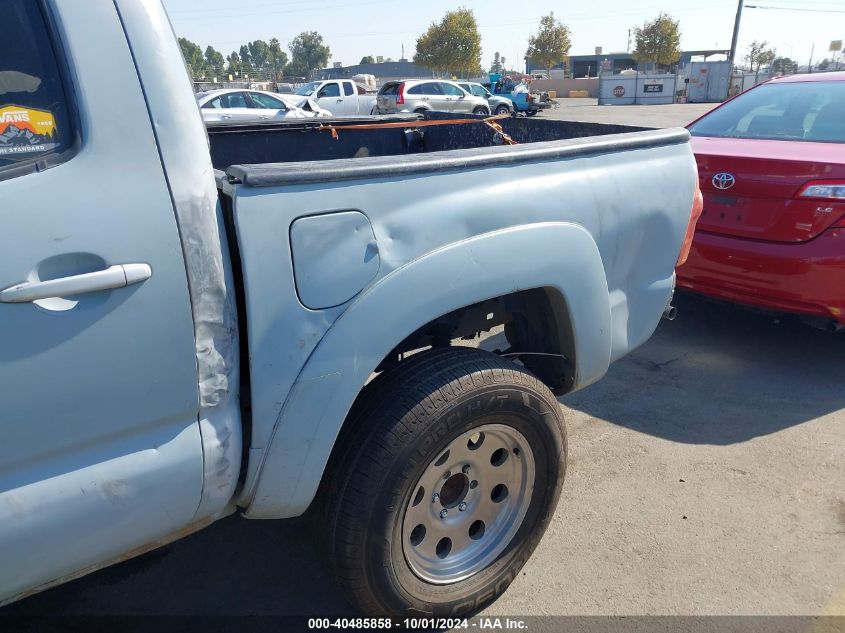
[0,105,58,156]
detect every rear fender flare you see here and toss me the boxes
[244,222,611,518]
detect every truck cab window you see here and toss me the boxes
[0,0,74,176]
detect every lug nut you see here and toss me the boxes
[439,509,448,519]
[432,492,440,503]
[443,471,451,480]
[458,502,467,512]
[462,465,471,474]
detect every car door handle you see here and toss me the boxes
[258,115,270,119]
[0,264,152,303]
[336,99,343,103]
[222,114,232,120]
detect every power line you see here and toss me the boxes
[745,4,845,12]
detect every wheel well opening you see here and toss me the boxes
[374,287,576,395]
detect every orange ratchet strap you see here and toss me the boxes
[317,113,518,145]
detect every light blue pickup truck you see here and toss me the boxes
[0,0,700,617]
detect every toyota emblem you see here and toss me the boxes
[712,172,736,190]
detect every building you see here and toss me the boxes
[316,60,435,83]
[528,49,730,78]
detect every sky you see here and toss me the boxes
[161,0,845,70]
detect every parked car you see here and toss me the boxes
[459,81,513,115]
[294,79,377,116]
[196,89,330,122]
[0,0,700,617]
[680,72,845,330]
[376,79,491,115]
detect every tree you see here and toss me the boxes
[414,8,482,76]
[248,40,271,71]
[287,31,331,77]
[816,58,831,71]
[204,45,225,79]
[360,55,375,64]
[632,13,681,71]
[525,13,571,74]
[178,37,205,79]
[772,56,797,75]
[745,40,775,74]
[268,38,288,80]
[239,44,254,76]
[226,51,241,76]
[490,51,503,73]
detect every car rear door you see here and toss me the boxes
[422,82,448,111]
[0,0,202,600]
[442,82,470,112]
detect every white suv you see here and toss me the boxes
[376,79,491,115]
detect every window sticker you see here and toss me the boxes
[0,104,58,157]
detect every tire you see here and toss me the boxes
[316,347,567,617]
[472,106,490,115]
[495,104,510,116]
[526,110,538,117]
[414,108,428,115]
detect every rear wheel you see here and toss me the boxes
[414,108,428,115]
[316,347,567,617]
[472,106,490,115]
[495,104,510,116]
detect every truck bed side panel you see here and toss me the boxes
[226,136,697,516]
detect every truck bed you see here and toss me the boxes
[212,113,697,518]
[207,112,653,178]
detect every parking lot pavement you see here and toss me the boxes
[539,98,719,128]
[5,294,844,617]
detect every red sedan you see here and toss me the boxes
[678,72,845,330]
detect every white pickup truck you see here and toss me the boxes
[0,0,700,618]
[294,79,378,116]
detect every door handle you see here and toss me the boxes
[0,264,152,303]
[222,114,232,120]
[336,99,343,103]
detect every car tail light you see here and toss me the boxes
[396,82,405,105]
[677,180,704,267]
[795,181,845,201]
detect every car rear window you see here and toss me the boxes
[0,0,76,178]
[379,83,400,95]
[689,81,845,143]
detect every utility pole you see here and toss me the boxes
[808,43,814,73]
[729,0,743,68]
[627,29,631,52]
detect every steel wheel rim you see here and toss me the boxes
[401,423,536,584]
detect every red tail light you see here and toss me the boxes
[795,180,845,201]
[677,180,704,268]
[396,82,405,105]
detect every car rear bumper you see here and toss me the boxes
[677,227,845,323]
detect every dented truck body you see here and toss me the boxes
[0,0,698,608]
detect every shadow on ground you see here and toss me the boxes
[562,292,845,445]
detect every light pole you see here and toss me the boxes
[729,0,743,68]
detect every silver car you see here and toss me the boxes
[459,82,513,116]
[196,89,330,123]
[376,79,490,115]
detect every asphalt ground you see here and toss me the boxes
[3,101,843,626]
